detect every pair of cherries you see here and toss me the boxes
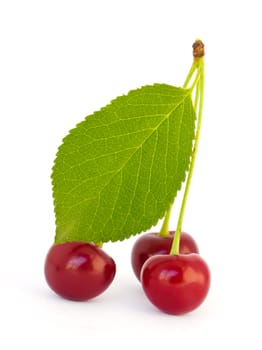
[45,231,210,315]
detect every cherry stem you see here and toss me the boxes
[159,204,172,237]
[158,39,204,255]
[169,54,204,255]
[159,40,205,251]
[159,57,198,239]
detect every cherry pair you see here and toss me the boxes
[131,231,210,315]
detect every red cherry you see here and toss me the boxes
[141,254,210,315]
[44,242,116,301]
[131,231,199,281]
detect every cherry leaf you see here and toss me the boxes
[52,84,195,243]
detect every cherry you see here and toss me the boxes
[44,242,116,301]
[131,231,199,281]
[141,254,210,315]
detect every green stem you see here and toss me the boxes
[159,40,205,248]
[170,58,204,255]
[183,61,198,88]
[159,205,172,237]
[159,60,199,238]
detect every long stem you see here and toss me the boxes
[170,58,204,255]
[159,60,198,238]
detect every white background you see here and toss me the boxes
[1,0,262,348]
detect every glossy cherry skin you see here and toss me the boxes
[141,254,210,315]
[131,231,199,281]
[44,242,116,301]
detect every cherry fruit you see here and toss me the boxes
[44,242,116,301]
[141,253,210,315]
[131,231,199,281]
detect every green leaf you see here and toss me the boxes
[52,84,195,243]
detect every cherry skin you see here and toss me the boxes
[141,254,210,315]
[131,231,199,281]
[44,242,116,301]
